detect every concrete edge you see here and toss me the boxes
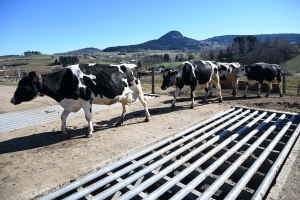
[266,127,300,200]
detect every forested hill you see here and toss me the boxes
[102,31,300,52]
[203,34,300,46]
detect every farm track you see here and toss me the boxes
[0,85,300,199]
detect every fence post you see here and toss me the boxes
[282,74,286,94]
[152,67,155,94]
[298,84,300,96]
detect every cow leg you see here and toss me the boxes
[265,82,272,97]
[278,81,283,97]
[135,91,150,122]
[82,102,94,138]
[190,83,196,109]
[208,83,213,98]
[203,83,210,103]
[231,79,238,96]
[210,80,223,103]
[257,82,262,98]
[243,82,250,98]
[61,110,71,137]
[171,87,180,110]
[115,102,128,127]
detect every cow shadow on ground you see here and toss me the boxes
[0,105,186,154]
[0,130,69,154]
[93,105,186,128]
[161,96,224,107]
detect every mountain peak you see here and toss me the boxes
[159,31,184,40]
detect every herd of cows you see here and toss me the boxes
[10,61,283,138]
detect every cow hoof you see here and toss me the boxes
[280,94,283,97]
[265,94,269,97]
[145,118,150,122]
[256,95,261,98]
[219,99,223,103]
[115,122,122,127]
[189,105,194,109]
[243,95,247,99]
[85,133,93,138]
[171,105,175,110]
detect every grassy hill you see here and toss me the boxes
[282,55,300,72]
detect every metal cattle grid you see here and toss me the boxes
[38,107,300,200]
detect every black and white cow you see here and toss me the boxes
[161,60,222,110]
[236,62,283,98]
[10,63,150,137]
[208,62,241,97]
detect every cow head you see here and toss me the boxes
[236,64,250,77]
[161,69,178,90]
[11,71,40,105]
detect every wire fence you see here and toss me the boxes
[140,69,300,96]
[1,67,299,96]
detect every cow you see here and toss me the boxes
[10,63,150,138]
[236,62,283,98]
[208,62,241,97]
[161,60,222,110]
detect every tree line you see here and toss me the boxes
[52,56,80,67]
[209,36,297,64]
[24,51,41,56]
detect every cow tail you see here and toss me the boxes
[277,68,282,82]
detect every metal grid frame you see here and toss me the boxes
[38,107,300,200]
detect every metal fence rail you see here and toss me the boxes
[38,107,300,200]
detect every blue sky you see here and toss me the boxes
[1,0,299,55]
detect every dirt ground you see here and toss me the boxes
[0,85,299,200]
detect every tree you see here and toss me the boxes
[59,56,79,67]
[188,54,195,60]
[163,54,170,62]
[137,60,142,68]
[208,50,214,61]
[218,49,225,62]
[54,59,60,65]
[225,46,234,62]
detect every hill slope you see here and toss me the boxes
[55,47,102,55]
[54,32,300,54]
[103,31,205,52]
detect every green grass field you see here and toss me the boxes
[282,55,300,71]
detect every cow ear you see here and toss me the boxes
[28,71,37,80]
[21,72,27,78]
[120,65,127,73]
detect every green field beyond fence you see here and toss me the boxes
[140,74,300,96]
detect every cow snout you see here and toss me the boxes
[10,97,16,105]
[161,86,167,90]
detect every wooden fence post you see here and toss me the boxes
[282,74,286,94]
[152,67,155,94]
